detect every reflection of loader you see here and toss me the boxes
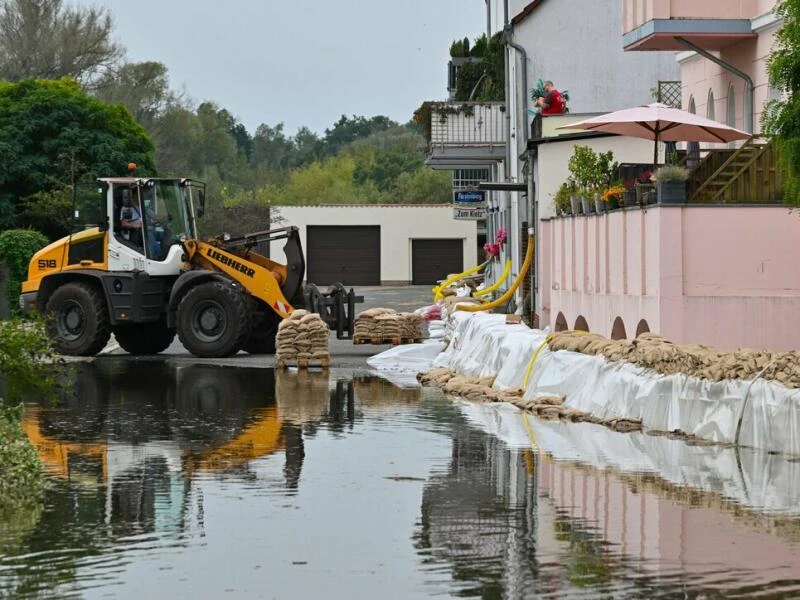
[21,175,360,358]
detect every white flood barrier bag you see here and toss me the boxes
[367,342,446,374]
[436,312,800,455]
[457,400,800,517]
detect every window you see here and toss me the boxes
[707,89,715,121]
[688,96,696,114]
[452,168,491,190]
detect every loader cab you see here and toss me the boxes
[110,178,203,262]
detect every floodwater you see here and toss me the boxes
[2,361,800,599]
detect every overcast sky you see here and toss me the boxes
[93,0,491,135]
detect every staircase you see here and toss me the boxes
[689,137,771,203]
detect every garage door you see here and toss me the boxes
[307,226,380,286]
[412,239,464,285]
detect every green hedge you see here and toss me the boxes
[0,229,48,314]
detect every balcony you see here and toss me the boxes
[621,0,757,51]
[417,101,506,170]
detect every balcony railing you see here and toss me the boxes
[427,102,506,147]
[418,101,507,169]
[622,0,759,35]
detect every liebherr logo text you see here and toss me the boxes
[206,248,256,278]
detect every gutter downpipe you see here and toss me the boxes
[503,0,530,313]
[675,36,754,133]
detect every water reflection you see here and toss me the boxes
[4,366,800,598]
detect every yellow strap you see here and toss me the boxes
[522,335,552,388]
[433,259,491,301]
[456,236,534,312]
[473,259,511,298]
[522,328,590,388]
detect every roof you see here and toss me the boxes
[527,130,617,150]
[512,0,547,26]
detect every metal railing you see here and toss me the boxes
[429,102,506,147]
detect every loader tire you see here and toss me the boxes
[242,307,280,354]
[176,281,251,358]
[45,282,111,356]
[114,320,175,355]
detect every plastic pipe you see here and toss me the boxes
[473,259,511,298]
[433,260,491,302]
[456,234,533,312]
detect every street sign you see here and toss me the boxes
[453,189,487,205]
[453,206,486,220]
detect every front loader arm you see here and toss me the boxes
[184,240,294,318]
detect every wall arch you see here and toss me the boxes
[635,319,651,338]
[574,315,589,332]
[727,83,736,128]
[611,317,627,340]
[707,89,715,120]
[554,312,568,332]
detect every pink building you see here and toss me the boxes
[534,0,800,351]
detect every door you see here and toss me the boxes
[306,226,380,286]
[412,239,464,285]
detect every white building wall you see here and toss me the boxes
[511,0,681,115]
[535,135,660,219]
[270,205,478,284]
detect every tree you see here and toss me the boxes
[0,78,155,228]
[322,115,395,156]
[0,0,122,83]
[93,61,173,124]
[349,127,425,192]
[390,168,452,204]
[764,0,800,205]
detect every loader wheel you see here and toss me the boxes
[242,307,280,354]
[176,281,251,358]
[113,320,175,355]
[45,282,111,356]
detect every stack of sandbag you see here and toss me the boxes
[547,331,800,388]
[375,313,402,340]
[354,308,396,339]
[276,310,330,365]
[398,312,424,340]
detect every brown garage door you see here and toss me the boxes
[307,226,380,286]
[412,239,464,285]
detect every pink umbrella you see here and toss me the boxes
[557,102,751,167]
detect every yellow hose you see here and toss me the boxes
[522,329,589,388]
[433,259,491,302]
[473,259,511,298]
[456,235,534,312]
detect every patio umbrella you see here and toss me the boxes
[556,102,751,168]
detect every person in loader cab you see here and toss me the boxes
[121,188,162,258]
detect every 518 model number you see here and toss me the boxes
[38,259,57,269]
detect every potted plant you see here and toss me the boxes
[566,177,582,215]
[593,187,606,213]
[602,184,625,210]
[553,181,572,216]
[568,146,598,215]
[653,164,690,204]
[580,186,595,214]
[635,170,654,205]
[622,179,637,207]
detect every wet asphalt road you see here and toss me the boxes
[101,285,434,368]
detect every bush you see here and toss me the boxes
[0,404,44,517]
[0,319,58,519]
[0,229,48,314]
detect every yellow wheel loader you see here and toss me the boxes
[20,176,360,357]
